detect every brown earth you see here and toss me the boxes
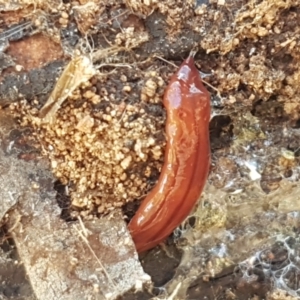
[1,0,300,299]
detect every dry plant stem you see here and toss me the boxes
[91,46,128,63]
[74,216,117,289]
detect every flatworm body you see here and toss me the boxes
[128,56,211,253]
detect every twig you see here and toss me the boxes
[74,217,117,289]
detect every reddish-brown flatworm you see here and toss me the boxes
[128,56,211,253]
